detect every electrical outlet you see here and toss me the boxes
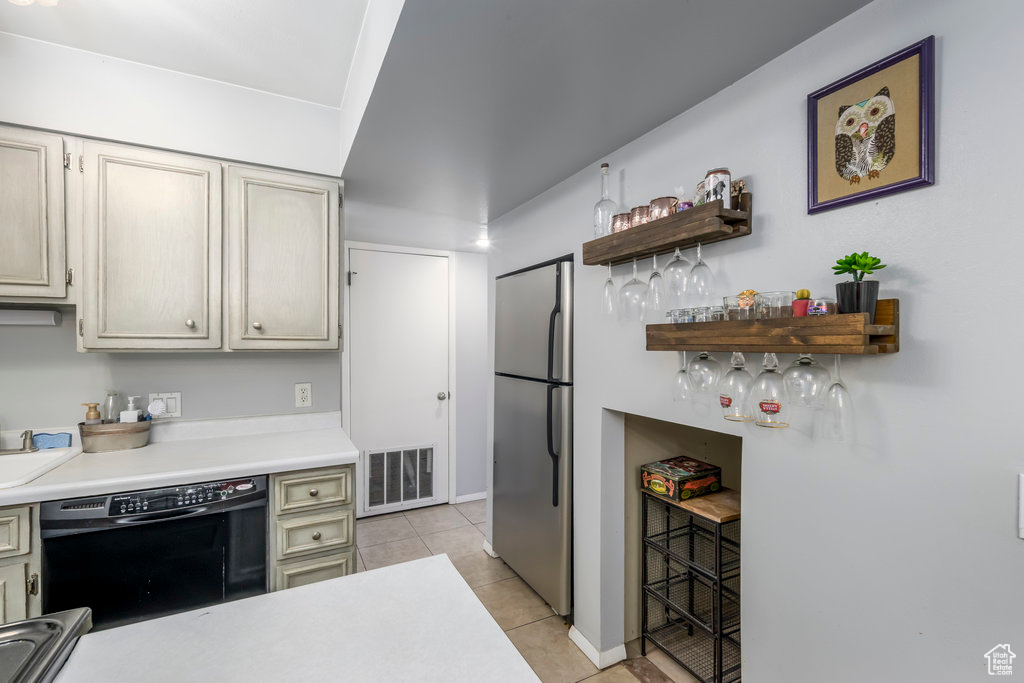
[295,382,312,408]
[148,392,182,418]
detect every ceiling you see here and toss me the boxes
[343,0,872,223]
[0,0,369,106]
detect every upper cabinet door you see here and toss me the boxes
[227,166,339,350]
[0,125,66,299]
[82,142,222,349]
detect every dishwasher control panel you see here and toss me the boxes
[109,478,258,516]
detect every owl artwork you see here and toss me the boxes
[834,86,896,184]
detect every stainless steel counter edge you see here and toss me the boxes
[0,427,358,506]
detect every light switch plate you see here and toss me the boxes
[149,392,182,418]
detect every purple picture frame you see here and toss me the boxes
[807,35,935,214]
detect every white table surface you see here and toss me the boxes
[56,555,540,683]
[0,426,357,506]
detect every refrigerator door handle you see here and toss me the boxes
[546,385,560,507]
[546,266,562,383]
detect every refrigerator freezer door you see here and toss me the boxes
[493,374,572,615]
[495,260,572,383]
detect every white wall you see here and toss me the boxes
[345,198,486,253]
[0,311,342,429]
[0,33,342,176]
[488,0,1024,679]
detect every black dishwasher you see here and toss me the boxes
[40,476,267,631]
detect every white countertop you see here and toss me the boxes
[56,555,540,683]
[0,414,357,505]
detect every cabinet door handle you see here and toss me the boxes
[252,321,262,330]
[312,531,322,541]
[309,488,319,497]
[27,573,38,596]
[185,319,196,329]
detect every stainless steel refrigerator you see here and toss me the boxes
[493,255,572,615]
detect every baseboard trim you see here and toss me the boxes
[568,627,626,670]
[454,491,486,503]
[482,539,499,558]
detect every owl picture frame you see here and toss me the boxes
[807,35,935,214]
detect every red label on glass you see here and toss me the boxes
[719,395,732,408]
[759,400,781,414]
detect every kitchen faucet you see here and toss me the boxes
[0,430,38,455]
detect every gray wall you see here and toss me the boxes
[488,0,1024,678]
[0,309,341,429]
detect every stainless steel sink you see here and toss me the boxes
[0,608,91,683]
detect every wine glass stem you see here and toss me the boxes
[678,351,687,370]
[833,354,841,382]
[632,259,638,280]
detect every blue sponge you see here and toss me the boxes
[32,432,72,449]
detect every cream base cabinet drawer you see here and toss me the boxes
[274,550,354,591]
[274,467,352,514]
[276,509,353,561]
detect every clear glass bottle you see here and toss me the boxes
[593,163,616,238]
[102,390,121,424]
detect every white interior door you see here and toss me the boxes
[349,247,449,515]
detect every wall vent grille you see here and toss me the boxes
[367,445,434,508]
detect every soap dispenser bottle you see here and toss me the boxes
[120,396,142,423]
[81,403,101,425]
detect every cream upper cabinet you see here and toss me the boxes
[82,142,222,349]
[227,166,339,350]
[0,125,66,299]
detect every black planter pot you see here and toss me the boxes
[835,280,879,322]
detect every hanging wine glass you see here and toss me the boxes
[816,355,855,442]
[688,243,716,306]
[671,351,691,402]
[617,258,647,325]
[662,247,691,308]
[642,254,665,323]
[687,351,722,393]
[782,354,831,407]
[601,263,617,318]
[752,353,789,428]
[718,352,754,421]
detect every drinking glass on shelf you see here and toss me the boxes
[688,243,716,305]
[649,196,678,221]
[816,355,855,442]
[718,352,754,421]
[755,291,795,319]
[601,263,616,318]
[663,248,691,308]
[642,254,665,323]
[630,205,650,228]
[672,351,691,402]
[687,351,722,393]
[782,354,830,407]
[752,353,789,428]
[617,258,648,325]
[612,213,631,233]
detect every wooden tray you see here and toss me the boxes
[582,193,752,266]
[646,299,899,355]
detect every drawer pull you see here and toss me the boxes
[309,488,319,497]
[312,531,322,541]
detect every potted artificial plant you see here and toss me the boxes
[833,251,885,322]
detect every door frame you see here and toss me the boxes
[342,241,458,515]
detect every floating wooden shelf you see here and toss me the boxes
[582,193,752,266]
[646,298,900,355]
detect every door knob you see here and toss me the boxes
[185,319,196,329]
[437,392,448,400]
[252,322,263,330]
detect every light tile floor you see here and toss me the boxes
[355,502,699,683]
